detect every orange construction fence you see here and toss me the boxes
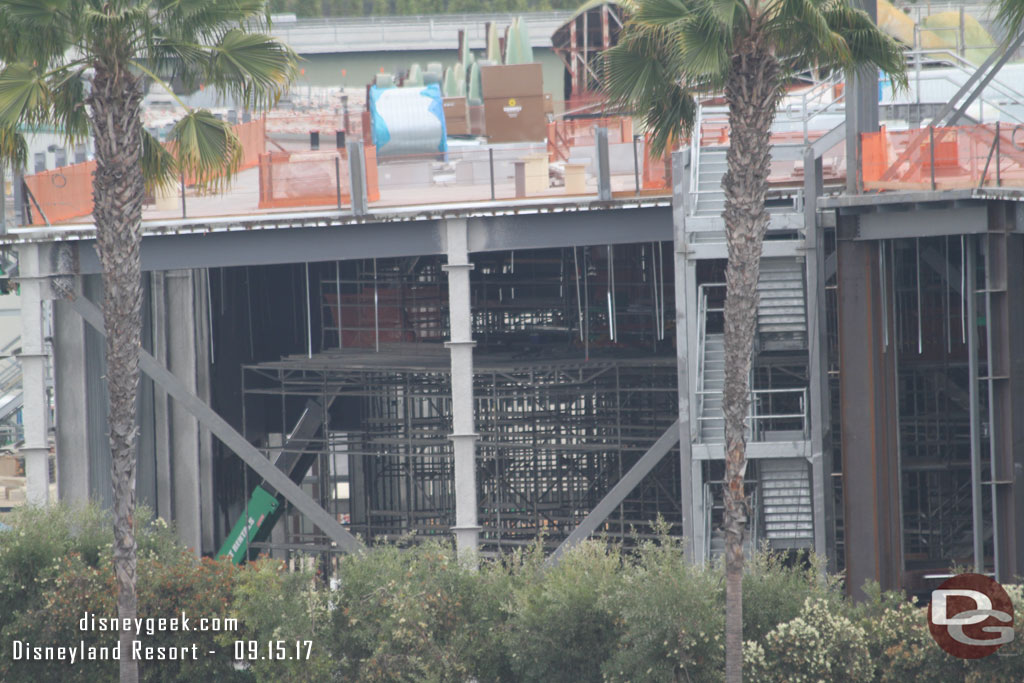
[23,160,96,226]
[861,123,1024,191]
[258,145,379,210]
[23,118,268,226]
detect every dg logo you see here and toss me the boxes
[928,573,1015,659]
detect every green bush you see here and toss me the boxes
[223,558,333,682]
[326,540,511,682]
[503,540,621,683]
[744,596,873,682]
[743,549,841,643]
[602,534,724,683]
[8,504,1024,682]
[1,548,247,683]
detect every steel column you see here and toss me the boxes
[804,148,835,567]
[53,294,90,504]
[443,217,481,562]
[836,225,903,598]
[982,205,1024,581]
[17,243,50,505]
[672,149,697,561]
[844,0,878,194]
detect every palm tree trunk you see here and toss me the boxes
[720,42,781,683]
[88,63,145,683]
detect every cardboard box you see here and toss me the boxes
[0,455,21,477]
[443,97,469,136]
[543,93,554,115]
[483,95,546,143]
[480,63,543,100]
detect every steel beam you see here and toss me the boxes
[836,227,903,598]
[546,421,681,565]
[64,205,673,274]
[67,295,364,554]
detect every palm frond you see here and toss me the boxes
[603,22,698,157]
[767,0,851,67]
[141,127,179,194]
[996,0,1024,35]
[821,2,908,89]
[0,63,51,129]
[50,67,90,144]
[169,109,243,194]
[203,30,298,110]
[0,125,27,170]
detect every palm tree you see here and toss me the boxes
[0,2,296,680]
[604,0,904,680]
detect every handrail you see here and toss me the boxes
[695,387,809,442]
[695,282,726,430]
[902,50,1024,125]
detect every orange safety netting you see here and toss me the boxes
[23,160,96,226]
[23,118,268,225]
[641,133,671,191]
[257,145,379,210]
[861,123,1024,191]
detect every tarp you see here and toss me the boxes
[369,83,448,158]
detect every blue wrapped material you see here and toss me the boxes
[369,83,448,158]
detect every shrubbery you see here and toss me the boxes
[2,505,1023,682]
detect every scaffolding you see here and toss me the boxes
[240,347,679,556]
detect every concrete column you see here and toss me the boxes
[17,243,51,505]
[671,149,697,561]
[166,269,202,555]
[53,295,90,504]
[442,217,480,561]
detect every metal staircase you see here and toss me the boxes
[700,333,726,442]
[706,483,759,563]
[692,148,728,218]
[756,259,807,351]
[760,458,814,549]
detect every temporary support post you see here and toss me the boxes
[17,243,51,505]
[672,149,697,562]
[803,147,835,568]
[596,127,612,201]
[836,225,902,598]
[68,295,364,554]
[442,217,480,562]
[346,140,368,216]
[546,422,681,565]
